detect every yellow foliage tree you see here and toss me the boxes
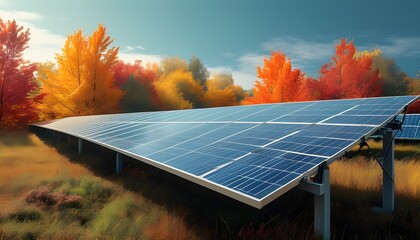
[203,73,245,107]
[160,56,187,75]
[38,25,122,119]
[354,48,382,58]
[154,70,203,110]
[35,61,57,120]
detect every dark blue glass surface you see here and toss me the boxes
[37,96,418,202]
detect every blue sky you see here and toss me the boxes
[1,0,419,89]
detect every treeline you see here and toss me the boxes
[243,40,420,110]
[0,19,419,128]
[0,21,247,128]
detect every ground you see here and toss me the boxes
[0,129,419,239]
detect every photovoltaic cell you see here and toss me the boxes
[395,114,420,140]
[33,96,418,208]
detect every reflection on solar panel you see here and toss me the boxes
[33,96,418,208]
[395,114,420,140]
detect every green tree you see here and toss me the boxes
[188,56,209,89]
[371,54,408,96]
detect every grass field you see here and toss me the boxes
[0,129,419,239]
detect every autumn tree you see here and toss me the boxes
[39,25,123,119]
[113,60,160,112]
[242,51,305,104]
[372,55,407,96]
[357,49,408,96]
[38,30,86,118]
[154,70,203,110]
[406,76,420,113]
[319,39,382,99]
[203,73,245,107]
[300,77,322,101]
[188,56,209,89]
[161,56,187,75]
[0,19,41,128]
[35,61,57,120]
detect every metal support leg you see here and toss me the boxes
[382,129,394,212]
[78,138,82,154]
[314,168,330,240]
[68,135,71,147]
[298,166,330,240]
[116,153,122,174]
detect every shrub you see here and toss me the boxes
[8,208,41,222]
[24,185,82,210]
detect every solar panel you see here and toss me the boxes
[33,96,418,208]
[395,114,420,140]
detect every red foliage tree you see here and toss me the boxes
[407,77,420,113]
[319,39,382,99]
[0,19,42,128]
[113,60,161,112]
[300,77,322,101]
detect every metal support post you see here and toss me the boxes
[314,168,330,240]
[78,138,82,154]
[298,166,330,240]
[68,135,71,147]
[116,153,123,174]
[382,129,395,212]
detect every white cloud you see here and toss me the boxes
[124,45,145,52]
[0,10,65,63]
[237,53,265,70]
[0,0,9,6]
[207,54,263,90]
[118,52,162,64]
[118,45,163,65]
[0,10,42,22]
[262,37,337,61]
[208,65,257,90]
[1,9,160,65]
[360,37,420,58]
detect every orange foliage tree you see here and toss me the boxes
[0,19,42,128]
[319,39,382,99]
[300,77,322,101]
[38,25,123,119]
[242,51,305,104]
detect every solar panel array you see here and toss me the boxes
[33,96,418,208]
[395,114,420,140]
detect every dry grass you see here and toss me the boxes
[330,138,420,200]
[0,130,195,239]
[143,212,190,240]
[0,132,88,194]
[330,157,420,199]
